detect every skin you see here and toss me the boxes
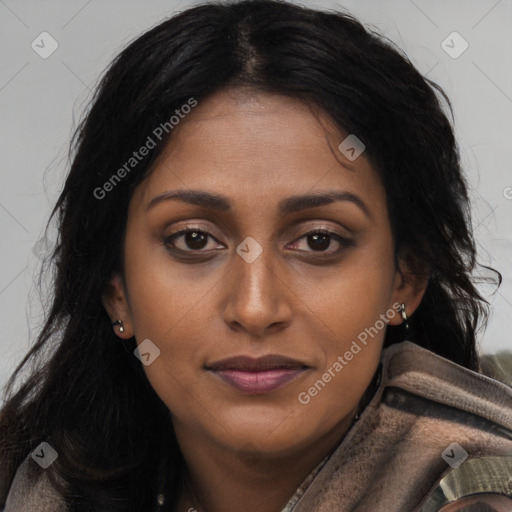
[103,87,429,512]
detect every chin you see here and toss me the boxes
[210,413,315,455]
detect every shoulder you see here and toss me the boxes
[378,341,512,466]
[289,342,512,511]
[420,454,512,511]
[381,340,512,432]
[381,342,512,509]
[1,452,67,512]
[436,493,512,511]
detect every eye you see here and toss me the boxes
[163,226,354,257]
[164,227,223,253]
[289,229,354,255]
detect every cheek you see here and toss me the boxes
[295,307,384,435]
[121,235,213,395]
[306,238,395,341]
[294,244,394,415]
[122,227,207,337]
[124,268,208,420]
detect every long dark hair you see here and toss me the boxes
[0,0,501,510]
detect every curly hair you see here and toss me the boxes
[0,0,501,510]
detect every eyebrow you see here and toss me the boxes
[146,189,371,218]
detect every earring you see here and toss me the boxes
[112,320,125,333]
[399,303,409,330]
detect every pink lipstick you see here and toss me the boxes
[206,354,309,394]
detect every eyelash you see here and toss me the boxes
[163,226,353,257]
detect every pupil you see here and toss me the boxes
[186,231,207,250]
[309,233,330,251]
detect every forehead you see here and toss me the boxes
[133,88,385,218]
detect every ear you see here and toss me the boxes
[387,259,430,327]
[101,273,134,338]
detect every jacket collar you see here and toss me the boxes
[282,341,512,512]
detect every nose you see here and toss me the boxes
[222,243,293,338]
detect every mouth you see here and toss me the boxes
[206,354,310,394]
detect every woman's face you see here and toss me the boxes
[104,88,427,457]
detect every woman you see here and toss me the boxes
[1,0,511,511]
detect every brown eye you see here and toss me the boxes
[307,232,331,251]
[164,228,221,253]
[290,229,354,255]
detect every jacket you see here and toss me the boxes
[2,340,512,511]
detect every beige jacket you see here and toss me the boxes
[2,341,512,511]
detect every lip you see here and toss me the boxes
[207,354,308,372]
[206,354,309,394]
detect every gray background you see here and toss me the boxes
[1,0,511,393]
